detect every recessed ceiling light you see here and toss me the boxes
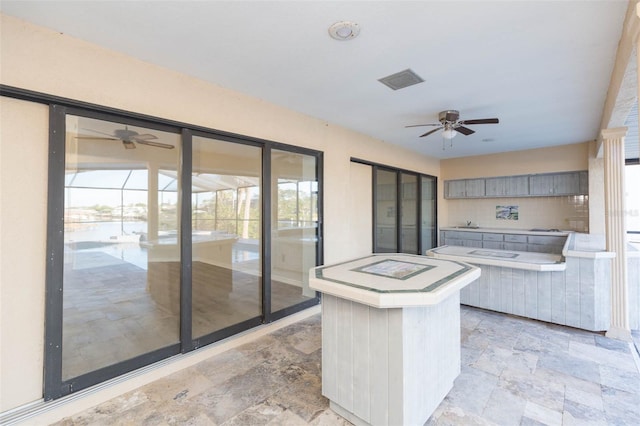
[328,21,360,41]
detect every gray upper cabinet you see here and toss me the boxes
[485,175,529,197]
[444,178,485,198]
[579,171,589,195]
[445,171,587,199]
[529,171,587,196]
[445,180,467,198]
[465,179,485,197]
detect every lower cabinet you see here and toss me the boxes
[441,230,566,254]
[459,258,611,331]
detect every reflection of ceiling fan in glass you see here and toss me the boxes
[77,126,175,150]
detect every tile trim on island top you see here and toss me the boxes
[314,257,473,294]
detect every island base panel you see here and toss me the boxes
[321,293,460,426]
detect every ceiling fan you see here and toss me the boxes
[406,110,499,140]
[76,126,175,150]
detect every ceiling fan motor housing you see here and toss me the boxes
[439,110,460,124]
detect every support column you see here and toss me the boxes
[601,127,631,341]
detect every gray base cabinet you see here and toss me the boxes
[322,293,461,426]
[441,230,567,254]
[459,257,610,331]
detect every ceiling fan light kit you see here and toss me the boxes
[442,128,457,139]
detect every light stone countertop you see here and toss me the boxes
[440,226,570,236]
[309,253,480,308]
[565,233,615,258]
[427,245,566,271]
[440,227,617,259]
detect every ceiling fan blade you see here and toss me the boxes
[76,136,119,140]
[131,133,159,141]
[122,141,136,150]
[454,126,475,136]
[80,128,118,138]
[419,127,443,138]
[405,123,441,128]
[136,140,175,149]
[459,118,499,125]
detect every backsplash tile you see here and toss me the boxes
[446,196,589,232]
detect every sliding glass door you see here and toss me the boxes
[62,114,181,380]
[372,164,437,255]
[271,149,320,315]
[191,136,262,340]
[374,168,398,253]
[42,103,323,400]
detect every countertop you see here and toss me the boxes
[440,227,617,259]
[309,253,480,308]
[427,245,566,271]
[440,226,570,236]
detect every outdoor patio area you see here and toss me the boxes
[52,305,640,426]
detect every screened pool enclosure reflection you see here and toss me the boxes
[49,111,322,399]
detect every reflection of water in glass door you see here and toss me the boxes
[62,115,181,380]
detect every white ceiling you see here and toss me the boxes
[0,1,629,159]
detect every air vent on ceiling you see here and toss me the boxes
[378,69,424,90]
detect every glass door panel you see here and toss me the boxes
[271,150,318,313]
[62,115,180,380]
[192,136,262,338]
[421,175,437,250]
[401,173,418,254]
[375,169,397,253]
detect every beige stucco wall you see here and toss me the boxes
[440,143,590,180]
[440,143,595,232]
[0,97,49,412]
[0,13,439,413]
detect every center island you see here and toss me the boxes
[309,253,480,426]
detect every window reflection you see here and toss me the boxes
[62,115,180,380]
[375,169,397,253]
[271,150,319,312]
[191,136,262,338]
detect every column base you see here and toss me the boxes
[605,326,632,341]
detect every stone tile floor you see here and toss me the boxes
[53,306,640,425]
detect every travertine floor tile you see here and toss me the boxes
[52,306,640,426]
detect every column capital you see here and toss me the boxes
[601,127,627,140]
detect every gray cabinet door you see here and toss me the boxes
[485,176,529,197]
[445,180,466,198]
[445,179,485,198]
[529,174,555,195]
[485,177,507,197]
[447,171,586,198]
[553,172,580,195]
[465,179,485,197]
[530,172,586,196]
[482,233,503,242]
[503,242,528,251]
[579,171,589,195]
[506,175,530,196]
[504,234,527,243]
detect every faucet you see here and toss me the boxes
[467,221,472,227]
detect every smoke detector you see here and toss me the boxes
[328,21,360,41]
